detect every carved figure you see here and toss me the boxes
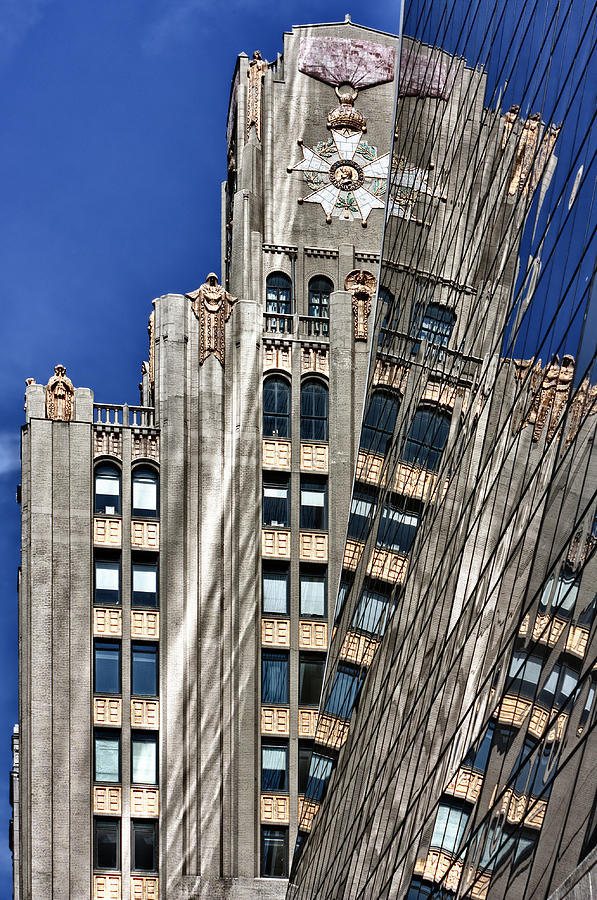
[147,309,155,386]
[46,365,74,421]
[508,112,542,195]
[187,273,237,365]
[247,50,267,141]
[345,270,377,341]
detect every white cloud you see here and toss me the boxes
[0,433,20,477]
[0,0,53,63]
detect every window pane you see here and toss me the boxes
[261,744,288,791]
[300,479,327,530]
[132,644,158,696]
[132,821,157,872]
[431,804,469,854]
[377,505,419,554]
[95,467,121,515]
[94,642,121,694]
[262,652,289,704]
[324,665,362,719]
[298,743,313,794]
[95,733,120,783]
[360,392,399,455]
[133,480,157,515]
[132,562,158,607]
[347,491,376,541]
[261,826,288,878]
[301,381,328,441]
[95,558,120,605]
[132,735,157,784]
[263,570,289,614]
[94,819,120,870]
[96,476,120,496]
[353,589,392,637]
[263,480,290,527]
[299,655,325,706]
[263,378,290,438]
[305,753,333,802]
[402,408,451,471]
[300,573,326,617]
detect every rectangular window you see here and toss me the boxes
[298,742,313,794]
[132,643,158,697]
[262,477,290,527]
[132,479,157,518]
[261,742,288,792]
[300,568,327,617]
[132,733,158,785]
[262,565,289,615]
[94,640,121,695]
[131,820,158,872]
[323,664,363,720]
[262,651,289,704]
[305,753,333,802]
[299,654,325,707]
[132,557,159,608]
[94,818,120,870]
[300,478,327,530]
[94,555,121,605]
[347,490,377,541]
[352,588,393,637]
[94,730,120,783]
[261,826,288,878]
[377,504,419,555]
[508,651,542,699]
[430,803,469,854]
[335,579,352,623]
[411,302,455,356]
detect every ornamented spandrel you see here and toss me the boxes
[45,365,74,421]
[345,269,376,341]
[517,354,575,441]
[186,273,237,366]
[247,50,267,141]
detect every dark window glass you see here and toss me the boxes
[360,392,399,455]
[377,502,419,554]
[298,742,313,794]
[263,377,291,438]
[262,565,289,615]
[94,554,121,605]
[352,588,393,638]
[539,570,579,618]
[511,739,554,799]
[462,723,494,773]
[411,302,455,355]
[308,276,332,336]
[305,753,333,802]
[507,651,542,699]
[377,286,399,347]
[261,742,288,791]
[132,466,158,518]
[540,663,578,709]
[300,477,327,530]
[261,826,288,878]
[299,654,325,706]
[94,730,120,783]
[262,651,289,704]
[323,664,364,720]
[94,641,121,695]
[262,476,290,527]
[94,464,121,515]
[132,643,158,697]
[132,557,158,608]
[266,272,291,314]
[300,568,326,617]
[402,407,451,471]
[94,818,120,870]
[347,489,377,542]
[335,579,352,623]
[132,821,158,872]
[300,380,328,441]
[132,733,158,785]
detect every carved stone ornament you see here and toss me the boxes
[345,269,377,341]
[247,50,267,141]
[516,355,575,442]
[147,309,155,385]
[46,365,74,421]
[186,273,237,366]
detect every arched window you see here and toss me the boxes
[94,463,121,516]
[402,407,451,471]
[360,391,400,456]
[301,379,328,441]
[377,286,399,347]
[266,272,291,315]
[132,466,159,518]
[411,302,455,355]
[308,276,332,319]
[263,376,291,438]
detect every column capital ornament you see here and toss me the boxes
[46,365,74,421]
[247,50,267,141]
[345,269,376,341]
[187,273,237,366]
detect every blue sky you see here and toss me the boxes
[0,1,398,891]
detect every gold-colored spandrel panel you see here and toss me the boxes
[566,623,589,658]
[298,621,328,650]
[131,876,159,900]
[298,797,320,831]
[367,548,408,584]
[131,698,159,730]
[262,618,290,648]
[131,521,159,550]
[262,439,291,470]
[339,631,379,667]
[414,851,462,891]
[301,347,329,376]
[421,381,464,409]
[131,610,160,640]
[343,539,364,571]
[299,532,328,562]
[298,708,317,738]
[264,344,292,372]
[392,462,438,501]
[261,794,290,824]
[300,443,329,473]
[372,360,409,391]
[314,713,350,750]
[94,430,122,459]
[93,607,122,638]
[445,767,483,804]
[261,529,291,559]
[261,706,290,736]
[497,788,547,829]
[93,874,122,900]
[93,697,122,727]
[131,788,159,818]
[94,517,122,548]
[355,450,385,486]
[93,785,121,815]
[132,433,160,462]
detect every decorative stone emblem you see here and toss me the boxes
[389,158,445,221]
[247,50,267,141]
[46,365,74,421]
[187,273,237,366]
[516,355,576,442]
[345,270,377,341]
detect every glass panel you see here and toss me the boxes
[261,827,288,877]
[377,505,419,554]
[94,642,120,694]
[263,378,290,438]
[95,819,120,870]
[262,652,289,704]
[300,573,326,617]
[132,644,158,696]
[305,753,333,802]
[95,467,121,515]
[261,744,288,791]
[96,476,120,496]
[301,382,328,441]
[360,392,399,455]
[263,570,289,614]
[95,559,120,604]
[132,735,157,784]
[299,656,325,706]
[430,803,469,854]
[352,589,392,637]
[95,734,120,783]
[347,492,376,541]
[133,480,157,514]
[402,408,451,471]
[132,822,157,872]
[300,480,327,530]
[324,665,362,719]
[298,743,312,794]
[263,481,290,527]
[132,562,158,607]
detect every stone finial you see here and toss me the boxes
[186,274,238,366]
[46,365,74,421]
[345,269,377,341]
[247,50,267,141]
